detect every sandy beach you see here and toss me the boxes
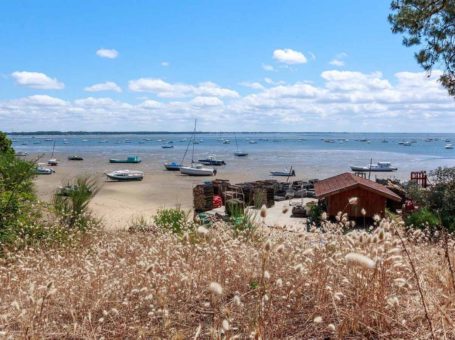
[33,153,273,229]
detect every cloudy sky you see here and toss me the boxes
[1,1,453,132]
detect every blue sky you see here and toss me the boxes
[0,1,453,132]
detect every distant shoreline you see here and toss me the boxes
[7,131,455,136]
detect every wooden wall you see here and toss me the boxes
[326,187,387,218]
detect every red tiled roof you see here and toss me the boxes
[314,172,401,201]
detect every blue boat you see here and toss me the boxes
[164,161,181,171]
[109,155,141,163]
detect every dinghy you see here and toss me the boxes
[161,145,174,149]
[234,134,248,157]
[105,170,144,181]
[47,141,59,166]
[445,144,454,149]
[109,155,141,163]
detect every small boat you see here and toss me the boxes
[351,161,397,172]
[382,139,388,143]
[161,145,174,149]
[44,138,53,142]
[234,151,248,157]
[109,156,141,163]
[47,158,59,166]
[68,155,84,161]
[445,144,454,149]
[271,169,296,177]
[180,163,217,176]
[15,151,28,157]
[198,155,226,166]
[36,165,54,175]
[82,139,88,142]
[105,170,144,181]
[223,140,230,144]
[249,140,257,144]
[234,134,248,157]
[164,162,182,171]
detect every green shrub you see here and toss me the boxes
[405,208,440,232]
[53,177,100,231]
[153,207,191,234]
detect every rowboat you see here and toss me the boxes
[105,170,144,181]
[109,156,141,163]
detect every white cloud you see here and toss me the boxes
[1,70,454,132]
[161,61,170,67]
[191,96,223,106]
[273,48,307,64]
[329,59,344,67]
[329,52,348,67]
[240,81,265,90]
[11,71,64,90]
[262,64,274,72]
[84,81,122,93]
[128,78,239,98]
[96,48,119,59]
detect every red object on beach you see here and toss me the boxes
[213,195,223,208]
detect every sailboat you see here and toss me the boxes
[234,134,248,157]
[179,120,216,176]
[47,141,58,166]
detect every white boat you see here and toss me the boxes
[351,161,397,172]
[271,169,296,177]
[105,170,144,181]
[445,144,454,149]
[179,120,216,176]
[47,158,59,166]
[47,141,58,166]
[180,163,216,176]
[16,151,28,157]
[161,144,174,149]
[36,164,54,175]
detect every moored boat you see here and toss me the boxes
[445,144,454,149]
[47,158,58,166]
[180,163,216,176]
[198,155,226,166]
[164,162,182,171]
[105,170,144,181]
[351,161,397,172]
[161,145,174,149]
[15,151,28,157]
[271,169,296,177]
[109,156,141,163]
[68,155,84,161]
[36,165,54,175]
[234,151,248,157]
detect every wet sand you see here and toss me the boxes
[34,153,270,230]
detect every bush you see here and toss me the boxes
[405,208,440,232]
[153,207,191,234]
[53,177,100,231]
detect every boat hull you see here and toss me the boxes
[164,162,182,171]
[180,166,216,176]
[109,160,141,164]
[234,152,248,157]
[198,159,226,166]
[351,166,397,172]
[271,171,296,177]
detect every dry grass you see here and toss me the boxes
[0,219,454,339]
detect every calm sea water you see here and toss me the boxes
[10,132,455,180]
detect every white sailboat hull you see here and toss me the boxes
[180,165,216,176]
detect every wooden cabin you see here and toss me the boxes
[314,173,401,218]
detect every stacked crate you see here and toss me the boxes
[193,184,214,212]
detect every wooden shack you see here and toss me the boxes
[314,172,401,218]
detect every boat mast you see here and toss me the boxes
[191,119,196,164]
[51,141,56,157]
